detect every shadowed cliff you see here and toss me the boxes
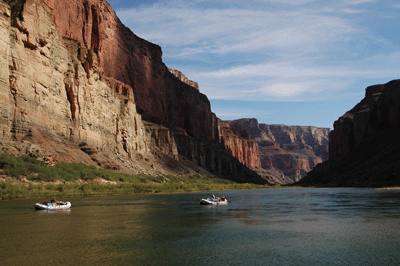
[297,80,400,187]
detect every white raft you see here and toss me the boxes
[34,202,71,210]
[200,197,228,205]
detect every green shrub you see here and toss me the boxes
[0,153,271,199]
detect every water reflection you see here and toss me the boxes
[35,209,71,214]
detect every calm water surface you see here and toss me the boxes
[1,188,400,265]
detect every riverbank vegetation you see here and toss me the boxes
[0,153,272,200]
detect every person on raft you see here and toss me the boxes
[51,198,64,205]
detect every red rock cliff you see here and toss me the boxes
[42,0,214,141]
[0,0,265,183]
[217,119,261,169]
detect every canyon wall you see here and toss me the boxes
[168,69,199,91]
[235,118,330,183]
[174,133,266,184]
[217,119,261,169]
[0,0,267,183]
[298,80,400,187]
[42,0,214,141]
[0,0,163,169]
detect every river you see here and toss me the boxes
[1,188,400,265]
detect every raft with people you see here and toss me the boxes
[200,194,228,205]
[34,198,71,210]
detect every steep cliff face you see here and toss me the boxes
[216,119,261,169]
[236,118,330,183]
[0,0,157,168]
[329,84,384,158]
[41,0,214,141]
[298,80,400,187]
[0,0,266,182]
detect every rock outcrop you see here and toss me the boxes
[0,0,267,183]
[216,119,261,169]
[235,119,330,184]
[168,68,199,91]
[298,80,400,187]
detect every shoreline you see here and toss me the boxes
[2,179,399,201]
[0,178,274,200]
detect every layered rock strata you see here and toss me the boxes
[0,0,267,182]
[1,0,149,164]
[298,80,400,187]
[217,119,261,169]
[42,0,214,141]
[236,118,330,184]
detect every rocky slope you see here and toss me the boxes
[0,0,268,184]
[235,119,330,184]
[298,80,400,187]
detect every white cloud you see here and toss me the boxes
[255,0,316,4]
[261,83,306,97]
[340,8,366,14]
[115,0,398,103]
[117,5,358,58]
[194,52,400,80]
[346,0,377,4]
[192,50,400,101]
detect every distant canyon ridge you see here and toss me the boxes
[218,119,330,184]
[0,0,333,185]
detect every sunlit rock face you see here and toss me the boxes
[298,80,400,187]
[0,0,186,175]
[0,0,266,182]
[235,118,330,184]
[216,119,261,169]
[1,0,149,161]
[42,0,214,141]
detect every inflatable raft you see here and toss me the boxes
[200,197,228,205]
[34,202,71,210]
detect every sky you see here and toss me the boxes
[108,0,400,129]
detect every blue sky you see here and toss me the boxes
[109,0,400,128]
